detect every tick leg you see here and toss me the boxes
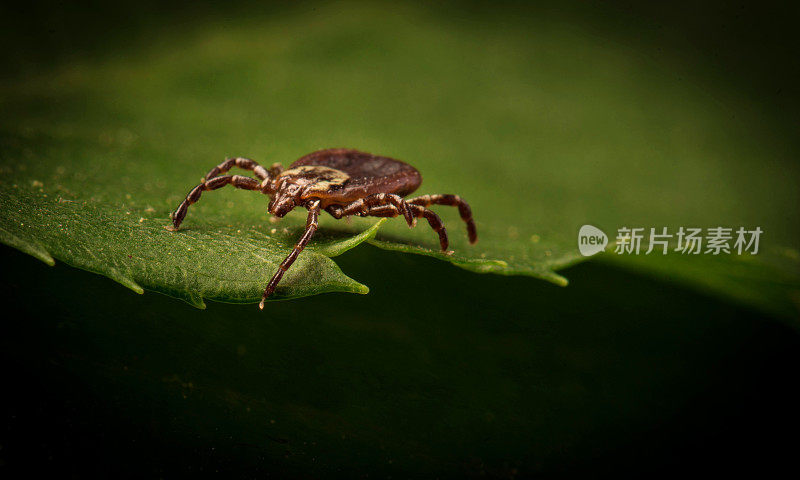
[325,204,344,219]
[260,199,321,308]
[339,193,414,227]
[267,162,284,178]
[406,194,477,244]
[204,157,271,182]
[367,204,449,252]
[168,175,260,230]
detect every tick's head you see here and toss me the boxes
[268,184,301,217]
[268,196,294,217]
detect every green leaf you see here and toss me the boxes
[599,246,800,321]
[0,182,382,307]
[0,3,797,315]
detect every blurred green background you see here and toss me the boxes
[1,0,799,477]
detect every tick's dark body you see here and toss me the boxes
[169,148,476,309]
[291,149,421,203]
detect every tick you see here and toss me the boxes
[168,148,477,308]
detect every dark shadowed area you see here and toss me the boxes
[2,244,799,477]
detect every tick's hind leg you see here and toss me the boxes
[260,200,322,308]
[367,204,449,252]
[406,194,477,244]
[338,193,415,227]
[168,175,260,230]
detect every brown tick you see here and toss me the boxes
[168,148,477,308]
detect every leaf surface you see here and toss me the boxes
[0,182,383,307]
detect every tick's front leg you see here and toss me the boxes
[168,175,261,231]
[259,199,321,309]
